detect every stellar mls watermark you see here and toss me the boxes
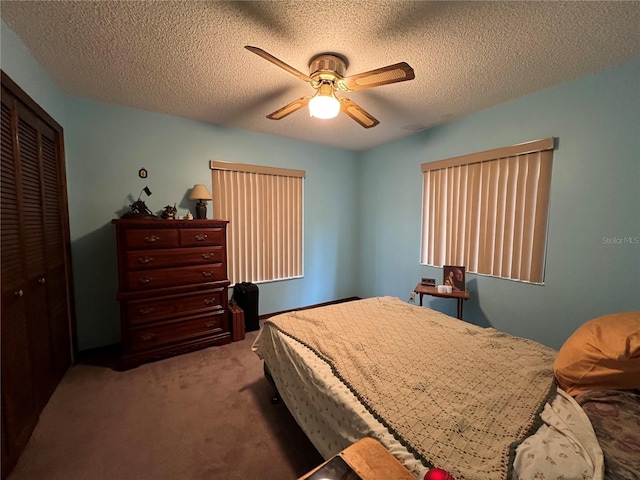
[602,235,639,245]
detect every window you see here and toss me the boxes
[421,138,555,283]
[210,161,304,284]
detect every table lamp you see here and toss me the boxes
[188,184,213,219]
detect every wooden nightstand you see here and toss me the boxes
[414,283,470,320]
[298,437,415,480]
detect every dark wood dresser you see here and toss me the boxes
[112,219,231,370]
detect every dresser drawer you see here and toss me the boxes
[179,228,225,247]
[125,246,225,270]
[125,263,226,290]
[127,289,225,325]
[127,311,227,352]
[123,229,180,249]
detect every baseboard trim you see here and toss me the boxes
[259,296,361,321]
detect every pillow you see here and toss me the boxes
[554,312,640,396]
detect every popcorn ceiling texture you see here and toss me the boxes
[2,1,639,151]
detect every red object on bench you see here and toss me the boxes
[424,468,455,480]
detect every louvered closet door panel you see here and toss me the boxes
[1,416,9,480]
[1,95,24,291]
[17,105,46,278]
[0,297,37,467]
[1,90,38,471]
[16,103,56,410]
[41,129,64,268]
[41,126,71,381]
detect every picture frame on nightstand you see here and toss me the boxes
[443,265,466,292]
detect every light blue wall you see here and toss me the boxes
[3,19,638,352]
[358,60,640,350]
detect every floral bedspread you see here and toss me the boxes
[575,390,640,480]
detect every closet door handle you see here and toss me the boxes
[38,277,46,285]
[14,289,24,298]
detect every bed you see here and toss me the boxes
[251,296,640,480]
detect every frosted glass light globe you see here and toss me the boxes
[309,94,340,119]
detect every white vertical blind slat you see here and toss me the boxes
[512,155,528,280]
[531,150,553,281]
[521,153,540,280]
[468,163,481,272]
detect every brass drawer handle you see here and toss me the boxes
[140,333,156,342]
[138,256,154,264]
[138,276,152,285]
[205,321,216,328]
[138,307,154,315]
[202,252,214,259]
[195,234,208,241]
[203,297,217,305]
[144,235,160,243]
[201,271,213,278]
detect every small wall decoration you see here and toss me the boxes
[443,265,466,292]
[138,168,148,179]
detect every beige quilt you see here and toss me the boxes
[265,296,557,480]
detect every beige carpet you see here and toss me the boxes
[8,329,323,480]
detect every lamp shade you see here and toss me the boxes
[188,184,212,201]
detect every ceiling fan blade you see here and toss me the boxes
[339,98,380,129]
[245,46,313,83]
[267,97,311,120]
[338,62,415,92]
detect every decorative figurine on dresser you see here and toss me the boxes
[111,218,231,369]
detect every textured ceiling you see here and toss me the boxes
[2,1,639,151]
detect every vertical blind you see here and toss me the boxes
[421,138,555,283]
[210,161,304,284]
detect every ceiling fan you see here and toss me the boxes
[245,46,415,128]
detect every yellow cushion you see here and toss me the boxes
[554,312,640,396]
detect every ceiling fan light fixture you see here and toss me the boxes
[246,46,415,128]
[308,83,340,119]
